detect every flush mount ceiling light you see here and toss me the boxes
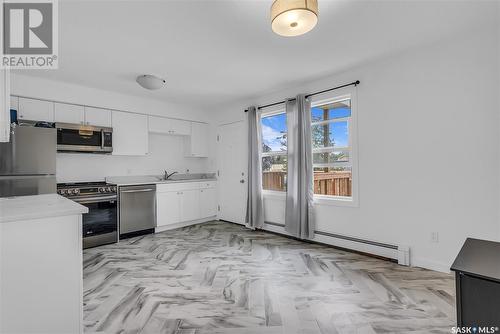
[136,74,166,90]
[271,0,318,37]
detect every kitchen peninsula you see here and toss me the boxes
[0,194,87,334]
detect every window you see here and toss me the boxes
[260,111,287,192]
[311,96,354,200]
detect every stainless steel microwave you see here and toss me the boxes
[56,123,113,153]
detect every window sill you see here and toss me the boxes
[263,190,286,200]
[313,195,358,207]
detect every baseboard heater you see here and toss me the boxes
[263,221,410,266]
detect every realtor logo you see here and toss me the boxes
[1,0,58,69]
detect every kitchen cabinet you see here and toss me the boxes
[200,187,217,217]
[156,191,181,227]
[54,102,85,124]
[10,95,18,111]
[180,189,201,222]
[185,122,209,157]
[156,181,217,228]
[84,107,112,127]
[148,116,190,136]
[18,97,54,122]
[0,195,86,334]
[111,111,148,156]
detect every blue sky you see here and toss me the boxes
[262,107,350,151]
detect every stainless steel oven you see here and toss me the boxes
[58,182,118,249]
[56,123,113,153]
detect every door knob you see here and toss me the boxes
[240,179,245,183]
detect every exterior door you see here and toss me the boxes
[217,121,247,225]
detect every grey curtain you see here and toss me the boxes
[245,106,264,229]
[285,95,315,239]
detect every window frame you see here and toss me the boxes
[257,86,359,207]
[259,106,288,195]
[310,87,359,207]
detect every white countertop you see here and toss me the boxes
[106,175,217,186]
[0,194,88,224]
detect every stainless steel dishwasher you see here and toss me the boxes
[119,184,156,238]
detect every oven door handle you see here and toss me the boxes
[74,195,117,204]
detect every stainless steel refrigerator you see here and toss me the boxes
[0,123,56,197]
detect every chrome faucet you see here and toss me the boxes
[164,170,178,180]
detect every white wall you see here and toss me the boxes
[213,23,500,272]
[56,134,209,183]
[10,74,216,182]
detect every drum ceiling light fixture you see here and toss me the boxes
[136,74,165,90]
[271,0,318,37]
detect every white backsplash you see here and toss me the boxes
[56,133,211,183]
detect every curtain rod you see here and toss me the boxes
[244,80,360,112]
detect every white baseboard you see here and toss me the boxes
[209,221,451,274]
[263,223,401,261]
[155,216,216,233]
[411,257,451,274]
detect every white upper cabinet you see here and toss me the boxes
[170,119,190,135]
[84,107,112,127]
[148,116,170,134]
[185,122,209,157]
[54,103,85,124]
[10,96,18,111]
[18,98,54,122]
[112,111,148,156]
[148,116,190,136]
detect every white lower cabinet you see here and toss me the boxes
[157,191,181,227]
[156,182,216,227]
[180,189,201,222]
[200,187,217,217]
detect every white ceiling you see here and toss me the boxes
[16,0,497,108]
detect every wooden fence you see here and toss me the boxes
[262,171,352,196]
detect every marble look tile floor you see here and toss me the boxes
[83,221,456,334]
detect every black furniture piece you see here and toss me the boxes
[451,238,500,327]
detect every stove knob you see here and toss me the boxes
[98,187,104,193]
[74,189,80,195]
[106,187,112,192]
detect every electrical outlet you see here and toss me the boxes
[431,232,439,243]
